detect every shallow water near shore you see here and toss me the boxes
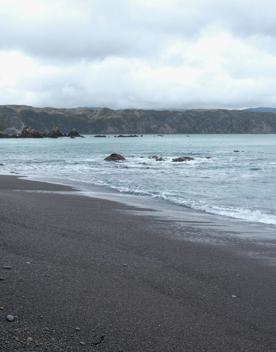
[1,134,276,228]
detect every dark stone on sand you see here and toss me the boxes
[92,335,105,346]
[105,153,126,161]
[6,315,15,322]
[172,156,194,162]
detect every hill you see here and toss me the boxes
[246,107,276,114]
[1,105,276,134]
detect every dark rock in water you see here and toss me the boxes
[105,153,126,161]
[172,156,194,162]
[48,127,64,138]
[67,129,82,138]
[233,150,240,152]
[117,134,138,138]
[6,314,15,322]
[19,127,46,138]
[2,125,82,138]
[94,134,106,137]
[206,156,212,159]
[149,155,164,161]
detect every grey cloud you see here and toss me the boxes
[1,0,276,109]
[1,0,276,61]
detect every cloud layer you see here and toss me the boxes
[0,0,276,108]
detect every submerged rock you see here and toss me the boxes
[104,153,126,161]
[149,155,164,161]
[117,134,139,138]
[172,156,194,162]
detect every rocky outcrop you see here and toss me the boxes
[104,153,126,161]
[172,156,194,162]
[67,129,82,138]
[48,127,64,138]
[1,126,72,138]
[19,127,46,138]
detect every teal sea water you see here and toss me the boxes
[0,134,276,225]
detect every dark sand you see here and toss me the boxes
[0,175,275,351]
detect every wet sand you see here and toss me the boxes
[0,175,275,351]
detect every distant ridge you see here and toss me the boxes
[1,105,276,134]
[246,107,276,113]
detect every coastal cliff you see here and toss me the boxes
[1,105,276,134]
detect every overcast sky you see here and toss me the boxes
[0,0,275,109]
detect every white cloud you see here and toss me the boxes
[1,0,276,108]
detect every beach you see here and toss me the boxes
[0,175,276,351]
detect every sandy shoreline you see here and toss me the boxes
[0,175,275,351]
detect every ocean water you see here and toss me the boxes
[0,134,276,226]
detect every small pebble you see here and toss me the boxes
[6,314,15,322]
[0,277,5,281]
[26,262,31,265]
[26,337,33,343]
[75,327,81,331]
[92,335,105,346]
[0,307,4,310]
[2,266,12,270]
[231,294,237,298]
[80,341,86,346]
